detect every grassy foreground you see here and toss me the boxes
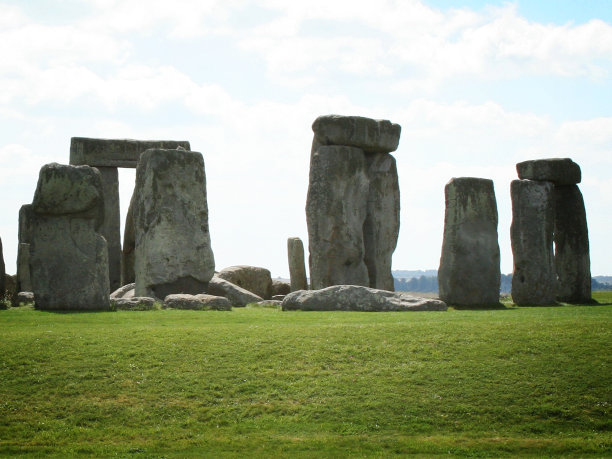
[0,293,611,457]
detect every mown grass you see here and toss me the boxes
[0,292,610,457]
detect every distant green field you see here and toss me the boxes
[1,292,610,457]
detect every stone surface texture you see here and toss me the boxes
[70,137,191,168]
[133,148,215,299]
[510,179,556,306]
[17,291,34,304]
[217,265,273,299]
[163,293,231,310]
[207,275,263,307]
[111,297,156,310]
[121,197,136,285]
[110,283,136,299]
[271,279,291,296]
[97,166,122,291]
[438,177,501,306]
[0,237,4,298]
[287,237,308,292]
[516,158,581,185]
[4,275,17,307]
[307,145,370,290]
[29,164,110,311]
[363,153,400,290]
[282,285,447,311]
[312,115,401,153]
[554,185,592,303]
[17,243,32,292]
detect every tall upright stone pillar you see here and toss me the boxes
[97,166,121,291]
[287,237,308,291]
[0,237,5,298]
[133,148,215,299]
[510,179,556,306]
[17,205,34,292]
[121,197,135,285]
[438,177,500,306]
[516,158,591,303]
[307,115,401,291]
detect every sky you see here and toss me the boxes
[1,0,611,279]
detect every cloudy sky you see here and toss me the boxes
[1,0,611,278]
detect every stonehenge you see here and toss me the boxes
[438,177,501,306]
[511,158,592,305]
[28,163,110,310]
[287,237,308,291]
[306,115,401,291]
[133,148,215,299]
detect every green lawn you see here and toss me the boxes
[1,292,611,457]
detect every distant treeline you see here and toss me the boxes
[393,273,612,293]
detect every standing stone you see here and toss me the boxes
[306,145,370,290]
[0,237,5,298]
[121,196,135,285]
[17,205,34,292]
[554,185,592,303]
[510,180,556,306]
[133,148,215,299]
[438,178,500,306]
[29,163,109,310]
[97,166,121,292]
[363,153,400,291]
[287,237,308,291]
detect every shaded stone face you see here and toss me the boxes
[29,163,110,311]
[516,158,581,185]
[133,148,215,298]
[312,115,401,153]
[287,237,308,292]
[121,196,136,286]
[363,153,400,291]
[0,237,5,298]
[306,145,370,290]
[554,185,591,303]
[510,179,556,306]
[438,177,500,306]
[216,265,273,300]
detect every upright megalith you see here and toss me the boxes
[363,153,400,290]
[121,197,135,285]
[287,237,308,291]
[306,144,370,290]
[133,148,215,299]
[69,137,191,293]
[0,237,5,299]
[438,177,500,306]
[29,163,110,310]
[512,158,592,304]
[554,185,591,303]
[307,115,401,291]
[510,179,556,306]
[17,205,34,292]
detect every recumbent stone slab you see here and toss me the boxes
[217,265,273,300]
[438,177,501,306]
[516,158,581,185]
[133,148,215,299]
[312,115,401,153]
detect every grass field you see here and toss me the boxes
[1,292,611,457]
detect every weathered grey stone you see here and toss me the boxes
[18,205,34,244]
[70,137,191,168]
[510,180,556,306]
[271,279,291,297]
[111,297,156,310]
[110,283,136,299]
[516,158,581,185]
[363,153,400,291]
[16,291,35,305]
[96,166,121,292]
[287,237,308,292]
[164,293,230,310]
[282,285,447,311]
[121,196,135,285]
[438,177,501,306]
[0,237,5,298]
[133,148,215,299]
[16,243,32,292]
[255,300,282,307]
[554,185,592,303]
[4,275,17,306]
[312,115,401,153]
[195,294,232,310]
[217,265,273,299]
[271,294,286,301]
[30,215,110,310]
[31,163,104,226]
[207,275,263,307]
[29,164,110,311]
[307,145,370,290]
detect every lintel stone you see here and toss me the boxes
[516,158,581,185]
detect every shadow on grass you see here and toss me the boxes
[450,302,510,311]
